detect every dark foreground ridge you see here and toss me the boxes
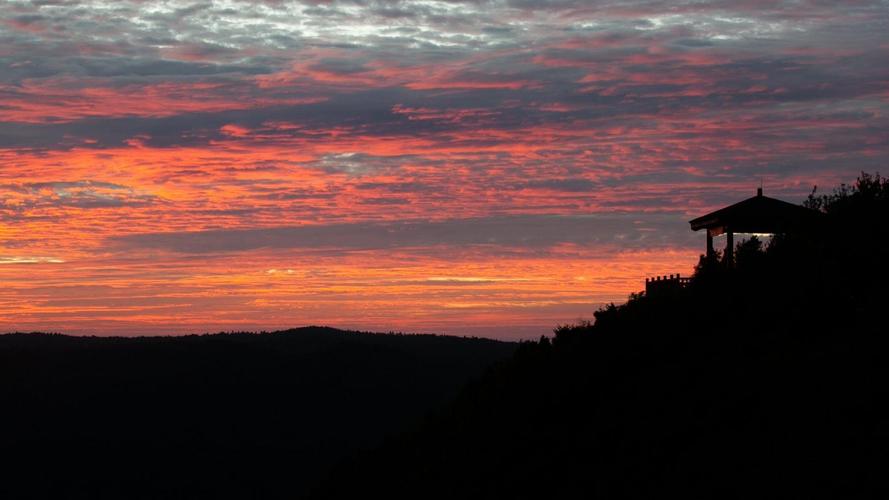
[317,173,889,499]
[0,327,516,499]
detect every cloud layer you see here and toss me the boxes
[1,0,887,337]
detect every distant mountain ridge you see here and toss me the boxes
[0,326,516,499]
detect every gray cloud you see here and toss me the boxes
[1,180,158,209]
[521,178,597,192]
[109,214,698,254]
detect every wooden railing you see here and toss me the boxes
[644,274,691,296]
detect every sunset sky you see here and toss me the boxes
[1,1,887,339]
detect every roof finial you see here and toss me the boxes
[757,178,763,197]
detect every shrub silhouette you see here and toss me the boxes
[733,234,764,270]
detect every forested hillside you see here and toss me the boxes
[318,174,889,499]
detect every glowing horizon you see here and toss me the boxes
[1,1,887,339]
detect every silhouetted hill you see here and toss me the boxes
[0,327,516,499]
[317,173,889,499]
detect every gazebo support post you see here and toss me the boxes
[725,230,734,267]
[706,230,714,259]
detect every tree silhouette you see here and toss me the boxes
[734,235,764,270]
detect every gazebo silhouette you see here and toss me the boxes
[645,187,818,296]
[689,187,817,263]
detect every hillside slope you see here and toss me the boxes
[0,327,516,499]
[317,174,889,499]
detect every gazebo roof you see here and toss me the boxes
[689,189,818,234]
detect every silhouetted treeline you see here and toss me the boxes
[316,173,889,499]
[0,327,515,499]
